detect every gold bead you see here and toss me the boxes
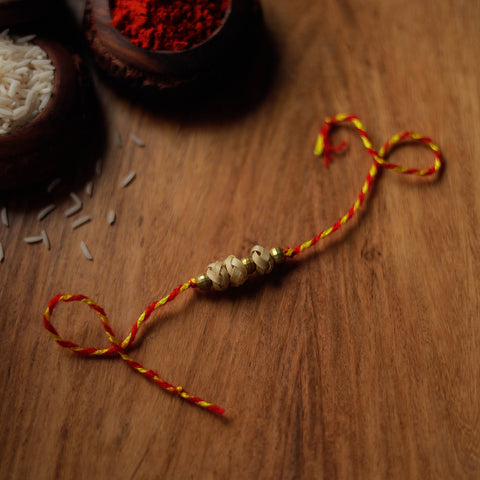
[241,256,256,274]
[195,273,212,290]
[270,247,285,264]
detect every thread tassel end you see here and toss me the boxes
[314,133,325,157]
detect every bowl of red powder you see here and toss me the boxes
[84,0,261,94]
[111,0,231,52]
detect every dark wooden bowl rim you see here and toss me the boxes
[90,0,248,76]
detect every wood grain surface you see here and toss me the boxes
[1,1,479,478]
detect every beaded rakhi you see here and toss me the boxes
[43,114,443,415]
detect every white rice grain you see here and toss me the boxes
[64,192,82,217]
[46,177,61,193]
[80,241,93,261]
[1,206,8,227]
[70,192,81,204]
[37,204,56,221]
[120,171,136,188]
[107,210,116,225]
[72,215,91,229]
[64,204,81,217]
[130,133,145,147]
[8,79,18,97]
[16,34,36,43]
[114,130,122,148]
[41,229,50,250]
[85,181,93,197]
[24,235,43,244]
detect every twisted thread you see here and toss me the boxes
[286,114,442,257]
[43,282,225,415]
[43,114,442,415]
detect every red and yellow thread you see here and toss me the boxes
[43,114,442,415]
[285,114,442,257]
[43,280,225,414]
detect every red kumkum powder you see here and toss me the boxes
[111,0,231,51]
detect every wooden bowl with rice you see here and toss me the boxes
[0,33,84,190]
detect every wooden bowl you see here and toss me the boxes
[84,0,261,93]
[0,38,83,190]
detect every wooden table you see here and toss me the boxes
[1,1,479,478]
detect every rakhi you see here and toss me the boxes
[43,114,443,415]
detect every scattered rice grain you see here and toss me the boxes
[80,241,93,261]
[64,204,81,217]
[37,204,56,221]
[41,229,50,250]
[64,192,82,217]
[46,177,61,193]
[121,171,136,188]
[72,215,91,229]
[85,181,93,197]
[107,210,116,225]
[1,206,8,226]
[130,133,145,147]
[24,235,43,244]
[70,192,81,205]
[65,204,81,217]
[114,130,122,148]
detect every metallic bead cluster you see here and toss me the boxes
[196,245,285,291]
